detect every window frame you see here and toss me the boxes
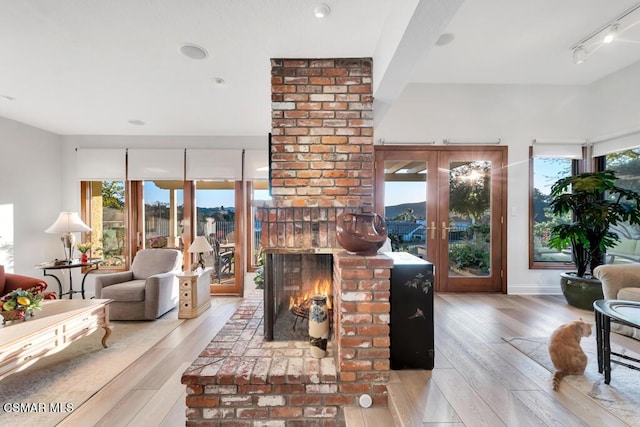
[528,146,584,269]
[80,180,130,272]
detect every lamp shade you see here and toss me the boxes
[188,236,213,253]
[45,212,91,233]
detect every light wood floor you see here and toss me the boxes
[57,293,640,426]
[58,296,242,427]
[346,293,640,427]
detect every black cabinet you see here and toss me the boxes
[385,252,434,370]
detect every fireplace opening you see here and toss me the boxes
[263,249,333,341]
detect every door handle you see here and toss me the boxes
[442,221,451,240]
[426,221,437,240]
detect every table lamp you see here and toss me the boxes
[188,236,213,271]
[45,212,91,263]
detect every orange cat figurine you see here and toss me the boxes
[548,318,592,391]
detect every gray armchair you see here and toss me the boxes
[593,263,640,339]
[95,249,183,320]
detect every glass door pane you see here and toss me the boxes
[383,160,427,259]
[447,160,491,277]
[195,180,236,286]
[438,150,504,292]
[142,180,184,250]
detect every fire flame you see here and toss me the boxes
[289,278,332,310]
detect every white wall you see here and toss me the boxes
[0,116,63,282]
[375,62,640,294]
[588,60,640,139]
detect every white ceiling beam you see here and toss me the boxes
[373,0,464,126]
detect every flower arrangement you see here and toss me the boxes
[76,241,92,254]
[0,286,45,323]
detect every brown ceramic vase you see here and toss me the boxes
[336,212,388,255]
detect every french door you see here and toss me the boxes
[374,146,507,292]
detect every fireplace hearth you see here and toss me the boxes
[263,248,333,341]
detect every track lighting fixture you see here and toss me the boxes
[573,46,587,64]
[603,24,619,44]
[570,2,640,64]
[313,3,330,18]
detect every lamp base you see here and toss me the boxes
[61,232,76,262]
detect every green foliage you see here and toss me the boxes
[102,181,125,210]
[254,251,264,290]
[449,242,490,274]
[449,162,491,222]
[388,232,409,252]
[548,170,640,277]
[391,208,417,222]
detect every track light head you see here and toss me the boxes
[603,23,619,43]
[573,46,587,64]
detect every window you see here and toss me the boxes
[81,181,128,269]
[246,180,270,270]
[529,145,583,268]
[141,181,184,250]
[602,148,640,264]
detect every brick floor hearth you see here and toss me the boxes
[182,291,343,426]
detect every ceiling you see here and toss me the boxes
[1,0,640,136]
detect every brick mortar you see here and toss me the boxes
[270,57,374,209]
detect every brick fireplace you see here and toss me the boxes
[266,56,391,401]
[183,58,392,426]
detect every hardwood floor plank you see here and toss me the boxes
[159,392,187,427]
[93,389,155,427]
[510,390,589,427]
[127,362,192,426]
[394,370,461,424]
[431,368,506,426]
[344,407,366,426]
[57,347,174,426]
[362,406,396,427]
[387,381,422,427]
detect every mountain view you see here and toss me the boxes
[385,202,426,220]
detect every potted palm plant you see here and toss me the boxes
[548,170,640,309]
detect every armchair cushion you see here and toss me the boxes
[593,263,640,339]
[102,279,146,302]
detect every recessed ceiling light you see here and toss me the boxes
[435,33,455,46]
[212,77,225,85]
[313,3,330,18]
[128,120,145,126]
[179,43,208,60]
[0,95,15,101]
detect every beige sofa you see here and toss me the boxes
[95,249,182,320]
[593,263,640,339]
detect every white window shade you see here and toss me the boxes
[128,149,185,180]
[185,149,242,180]
[244,149,269,180]
[531,140,585,159]
[592,130,640,157]
[76,148,126,180]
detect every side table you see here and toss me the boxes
[35,259,102,299]
[177,268,212,319]
[594,299,640,384]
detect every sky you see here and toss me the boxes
[144,182,270,208]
